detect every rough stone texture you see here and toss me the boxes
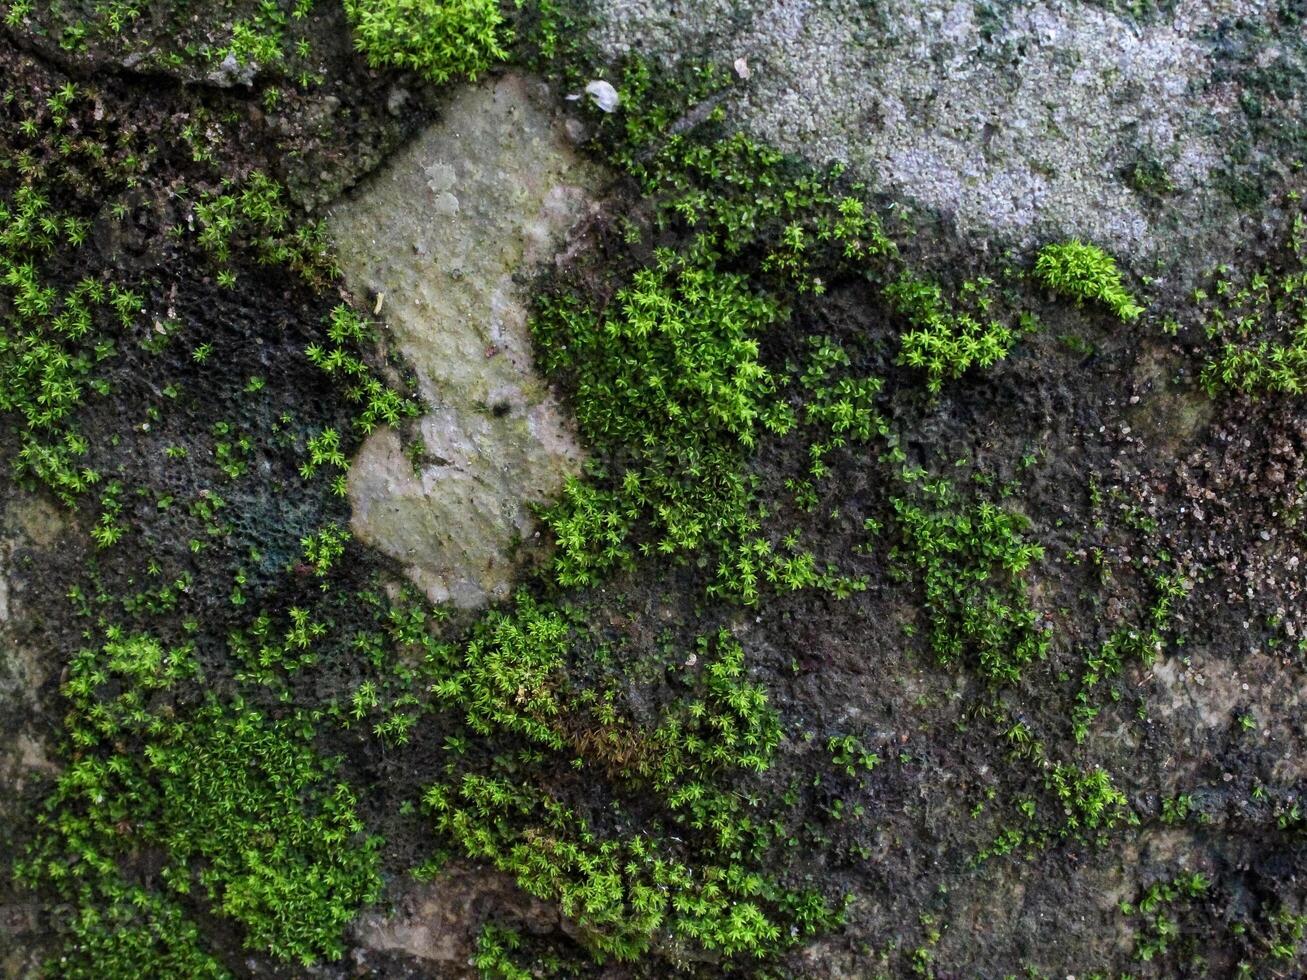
[0,2,425,214]
[590,0,1302,269]
[0,493,68,980]
[352,864,560,972]
[329,74,599,609]
[0,493,68,767]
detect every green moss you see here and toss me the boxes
[1122,871,1210,963]
[425,768,837,962]
[433,592,570,748]
[1045,762,1129,834]
[19,631,382,969]
[888,271,1032,392]
[1035,240,1143,321]
[423,595,837,962]
[578,59,895,285]
[534,249,795,591]
[827,733,880,777]
[0,185,137,506]
[474,924,534,980]
[10,18,1272,975]
[342,0,508,84]
[1198,207,1307,395]
[221,0,294,67]
[891,484,1049,684]
[1124,153,1176,198]
[644,629,783,790]
[299,521,351,579]
[305,304,421,436]
[434,601,781,790]
[1070,571,1183,743]
[193,171,337,287]
[55,884,231,980]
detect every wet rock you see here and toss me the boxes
[329,74,602,609]
[352,864,559,967]
[564,117,587,144]
[0,491,67,974]
[386,86,411,116]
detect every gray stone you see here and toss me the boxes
[206,51,256,88]
[328,75,603,609]
[353,864,560,967]
[587,0,1297,272]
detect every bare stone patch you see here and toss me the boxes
[329,74,602,608]
[589,0,1295,270]
[0,490,68,702]
[0,490,67,973]
[352,864,559,969]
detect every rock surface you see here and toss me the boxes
[0,492,68,980]
[591,0,1304,268]
[329,74,599,608]
[353,864,560,969]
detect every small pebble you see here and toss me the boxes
[584,80,620,113]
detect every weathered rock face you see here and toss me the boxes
[329,74,600,609]
[0,492,69,980]
[352,864,560,970]
[590,0,1303,268]
[0,493,67,747]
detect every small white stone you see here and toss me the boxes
[584,80,620,113]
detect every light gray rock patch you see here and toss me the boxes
[329,74,601,609]
[589,0,1293,268]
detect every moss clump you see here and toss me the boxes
[1198,209,1307,395]
[1045,762,1129,834]
[342,0,507,84]
[56,885,231,980]
[305,304,422,437]
[19,632,382,969]
[425,777,830,961]
[533,249,796,590]
[423,597,837,962]
[0,185,138,506]
[473,923,533,980]
[434,601,781,789]
[193,171,337,287]
[888,271,1032,392]
[1035,240,1143,321]
[148,700,382,963]
[1120,871,1211,963]
[891,486,1049,685]
[434,592,570,748]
